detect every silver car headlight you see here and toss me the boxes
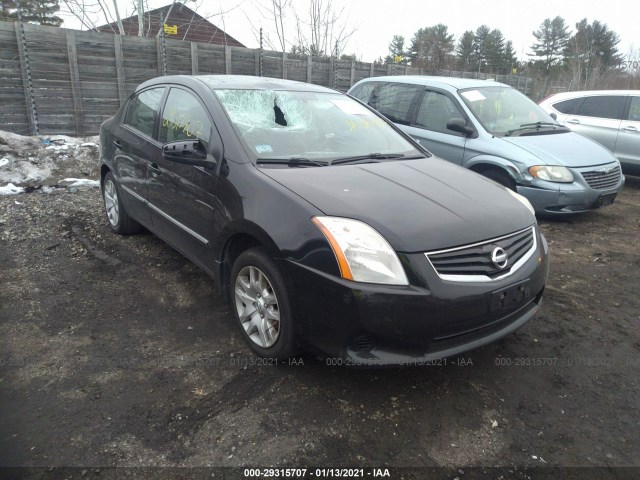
[312,216,409,285]
[528,165,573,183]
[507,189,536,217]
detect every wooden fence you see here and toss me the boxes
[0,21,534,137]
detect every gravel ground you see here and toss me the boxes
[1,164,639,479]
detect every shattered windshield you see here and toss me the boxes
[459,86,558,136]
[212,89,422,162]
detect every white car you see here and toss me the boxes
[539,90,640,174]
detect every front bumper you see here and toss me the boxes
[285,231,549,366]
[517,164,625,215]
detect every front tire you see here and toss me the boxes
[230,247,297,359]
[102,172,141,235]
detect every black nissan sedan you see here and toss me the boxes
[99,75,549,366]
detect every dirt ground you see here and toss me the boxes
[1,173,639,478]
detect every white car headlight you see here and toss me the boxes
[528,165,573,183]
[312,216,409,285]
[507,189,536,217]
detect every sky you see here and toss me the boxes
[58,0,638,64]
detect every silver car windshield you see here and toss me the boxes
[213,89,422,162]
[459,86,557,136]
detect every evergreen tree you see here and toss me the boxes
[409,24,454,70]
[564,18,623,87]
[503,40,518,72]
[388,35,406,63]
[456,30,475,70]
[472,25,491,72]
[486,29,506,73]
[530,16,570,74]
[2,0,62,26]
[1,0,17,21]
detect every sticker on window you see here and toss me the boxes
[255,144,273,154]
[330,99,373,115]
[461,90,487,102]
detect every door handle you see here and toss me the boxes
[113,139,122,149]
[622,125,638,132]
[566,119,580,125]
[148,162,161,174]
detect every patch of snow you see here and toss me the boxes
[0,183,25,195]
[0,129,100,189]
[61,178,100,187]
[0,154,53,184]
[45,144,70,151]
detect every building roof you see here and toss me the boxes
[95,2,245,47]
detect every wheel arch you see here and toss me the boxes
[100,164,112,186]
[217,221,285,303]
[465,156,522,183]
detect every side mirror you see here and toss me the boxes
[549,112,557,120]
[162,140,214,168]
[447,117,475,136]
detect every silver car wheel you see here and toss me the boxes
[103,179,120,227]
[234,265,281,348]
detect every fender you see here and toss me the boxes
[463,155,529,185]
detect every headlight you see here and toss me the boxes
[312,216,409,285]
[528,165,573,183]
[507,189,536,217]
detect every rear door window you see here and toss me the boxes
[577,96,626,120]
[369,83,423,125]
[124,87,165,138]
[552,97,583,114]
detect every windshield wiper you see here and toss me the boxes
[505,122,565,136]
[329,153,409,165]
[256,157,328,167]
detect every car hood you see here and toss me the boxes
[259,158,535,252]
[499,131,617,168]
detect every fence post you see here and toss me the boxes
[254,49,260,76]
[113,35,127,105]
[282,51,287,79]
[156,16,167,76]
[191,42,199,75]
[306,55,312,82]
[66,30,84,137]
[329,57,334,88]
[225,45,232,74]
[349,60,355,87]
[14,21,39,135]
[369,62,374,78]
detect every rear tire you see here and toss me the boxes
[102,172,142,235]
[480,168,517,191]
[230,247,297,359]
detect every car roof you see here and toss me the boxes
[543,90,640,102]
[353,75,509,91]
[136,74,337,94]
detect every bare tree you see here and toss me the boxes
[111,0,124,34]
[135,0,142,36]
[294,0,356,57]
[60,0,123,33]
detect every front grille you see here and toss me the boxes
[425,226,536,281]
[582,166,621,190]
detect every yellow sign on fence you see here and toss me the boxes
[163,23,178,35]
